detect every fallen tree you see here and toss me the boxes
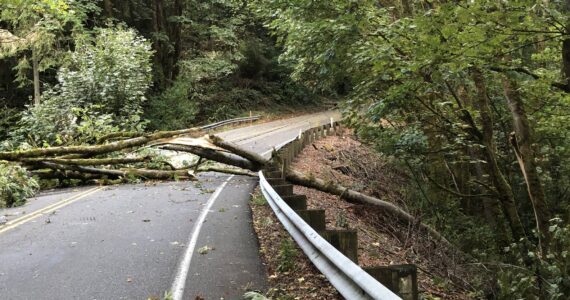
[284,169,451,247]
[1,129,449,246]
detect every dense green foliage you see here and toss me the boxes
[0,0,319,210]
[251,0,570,297]
[5,27,152,148]
[0,162,39,208]
[0,0,317,134]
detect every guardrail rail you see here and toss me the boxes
[200,115,261,131]
[259,121,419,300]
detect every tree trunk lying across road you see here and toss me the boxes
[207,135,451,246]
[0,127,203,160]
[1,130,450,246]
[284,169,452,247]
[39,162,195,180]
[21,156,151,166]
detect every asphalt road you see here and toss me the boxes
[0,110,340,300]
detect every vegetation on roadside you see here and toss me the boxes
[0,162,39,208]
[2,0,570,298]
[249,0,570,298]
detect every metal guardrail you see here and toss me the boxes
[200,115,261,131]
[257,120,405,299]
[259,171,401,300]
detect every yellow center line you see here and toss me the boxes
[0,186,104,235]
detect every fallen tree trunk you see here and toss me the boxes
[31,169,111,181]
[3,130,451,247]
[96,132,141,144]
[195,138,453,246]
[284,169,452,247]
[160,144,259,171]
[22,156,151,166]
[0,128,203,160]
[196,166,257,177]
[39,162,195,180]
[209,135,269,168]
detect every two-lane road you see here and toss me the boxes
[0,111,340,299]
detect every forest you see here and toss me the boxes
[1,0,570,299]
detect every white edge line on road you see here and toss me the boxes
[171,175,235,300]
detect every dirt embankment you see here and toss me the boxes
[251,129,476,299]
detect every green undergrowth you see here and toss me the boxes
[0,162,39,208]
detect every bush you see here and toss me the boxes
[0,106,21,142]
[497,218,570,299]
[145,79,198,131]
[0,163,39,208]
[9,26,153,147]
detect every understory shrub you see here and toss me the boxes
[0,106,20,142]
[0,163,39,207]
[497,218,570,299]
[9,26,152,147]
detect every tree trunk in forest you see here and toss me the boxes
[458,84,509,247]
[152,0,167,88]
[170,0,183,79]
[103,0,113,18]
[471,68,527,244]
[401,0,413,16]
[502,76,551,254]
[562,2,570,91]
[32,47,40,106]
[562,39,570,90]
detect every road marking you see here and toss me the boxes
[0,186,103,235]
[171,175,235,300]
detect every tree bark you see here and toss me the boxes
[0,128,203,160]
[563,38,570,91]
[159,144,260,171]
[32,47,40,106]
[39,162,194,180]
[471,68,527,243]
[103,0,113,18]
[502,76,551,254]
[209,135,269,169]
[22,156,151,166]
[284,169,452,247]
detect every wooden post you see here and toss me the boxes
[296,209,326,231]
[272,184,293,197]
[266,170,283,179]
[320,229,358,263]
[282,194,308,210]
[364,265,419,300]
[267,178,286,186]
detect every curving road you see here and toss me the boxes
[0,111,340,300]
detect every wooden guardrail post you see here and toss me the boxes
[272,184,293,197]
[320,229,358,263]
[296,209,326,231]
[281,195,308,210]
[364,265,419,300]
